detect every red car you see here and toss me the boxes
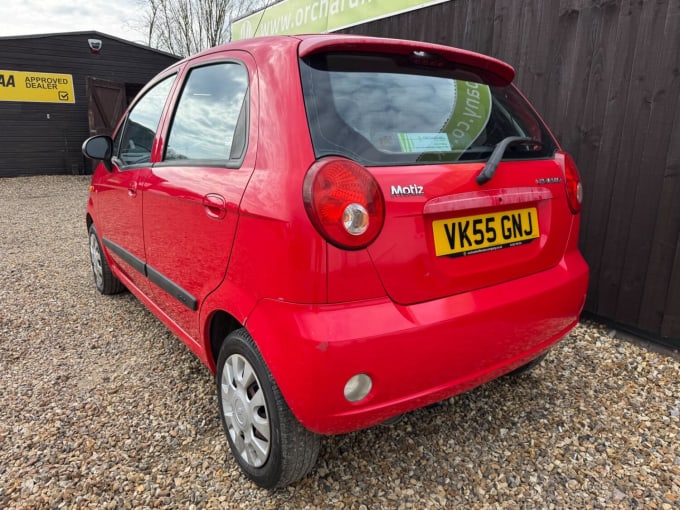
[83,34,589,488]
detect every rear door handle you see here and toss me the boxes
[203,193,227,220]
[128,181,138,198]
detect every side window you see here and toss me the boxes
[115,75,175,167]
[165,62,249,163]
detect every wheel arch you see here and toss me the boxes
[206,310,243,372]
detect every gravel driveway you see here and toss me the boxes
[1,175,678,509]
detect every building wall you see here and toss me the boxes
[342,0,680,346]
[0,32,179,177]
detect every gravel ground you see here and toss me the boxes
[1,175,679,509]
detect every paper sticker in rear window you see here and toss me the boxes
[377,133,452,153]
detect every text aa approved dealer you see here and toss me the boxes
[0,70,75,104]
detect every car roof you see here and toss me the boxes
[183,34,515,87]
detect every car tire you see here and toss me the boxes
[216,328,320,489]
[88,224,125,295]
[503,353,548,379]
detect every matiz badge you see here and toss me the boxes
[391,184,424,196]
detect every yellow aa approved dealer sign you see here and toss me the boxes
[0,70,75,104]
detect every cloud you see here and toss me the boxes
[0,0,146,44]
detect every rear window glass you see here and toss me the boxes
[299,52,557,166]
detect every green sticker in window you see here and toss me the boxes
[444,80,492,154]
[388,80,491,156]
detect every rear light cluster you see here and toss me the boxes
[557,151,583,214]
[303,157,385,250]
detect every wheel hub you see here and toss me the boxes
[233,397,248,427]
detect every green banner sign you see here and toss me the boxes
[232,0,449,41]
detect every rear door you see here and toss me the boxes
[300,51,574,305]
[141,53,256,340]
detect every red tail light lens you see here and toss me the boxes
[303,157,385,250]
[557,151,583,214]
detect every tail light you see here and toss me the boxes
[556,151,583,214]
[303,157,385,250]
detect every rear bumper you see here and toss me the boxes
[246,250,589,434]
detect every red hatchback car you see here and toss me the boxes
[83,34,589,488]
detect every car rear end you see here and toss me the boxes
[246,35,589,435]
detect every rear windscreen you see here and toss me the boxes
[299,52,557,166]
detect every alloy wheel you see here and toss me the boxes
[220,353,271,467]
[89,232,104,289]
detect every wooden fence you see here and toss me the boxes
[342,0,680,346]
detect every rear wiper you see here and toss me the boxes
[476,136,542,185]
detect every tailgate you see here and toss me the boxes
[367,159,573,305]
[298,40,574,305]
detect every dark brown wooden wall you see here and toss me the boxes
[342,0,680,346]
[0,33,179,177]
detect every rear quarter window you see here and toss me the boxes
[300,52,557,166]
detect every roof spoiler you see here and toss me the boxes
[297,35,514,87]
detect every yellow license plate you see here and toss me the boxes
[432,207,540,257]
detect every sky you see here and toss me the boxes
[0,0,149,45]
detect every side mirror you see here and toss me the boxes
[82,135,114,172]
